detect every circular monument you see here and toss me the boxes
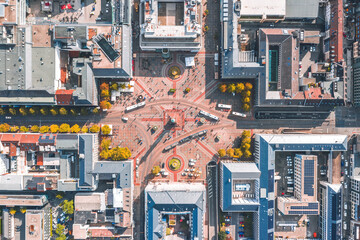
[168,158,181,171]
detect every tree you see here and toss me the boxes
[227,83,236,93]
[70,124,81,133]
[100,82,109,91]
[10,126,19,132]
[56,194,64,199]
[242,130,251,138]
[61,200,74,215]
[101,90,110,98]
[90,125,100,133]
[50,108,58,116]
[99,100,111,110]
[31,125,40,133]
[110,83,118,91]
[101,139,111,150]
[40,107,48,115]
[9,208,16,215]
[243,150,252,158]
[242,103,250,112]
[241,137,251,145]
[120,83,126,89]
[185,87,191,93]
[70,109,77,116]
[245,82,253,90]
[218,149,226,157]
[234,148,243,158]
[9,108,16,115]
[20,126,29,132]
[29,107,38,115]
[55,224,65,236]
[100,150,111,160]
[59,108,68,115]
[56,235,66,240]
[218,230,227,240]
[0,108,5,115]
[92,108,100,115]
[20,208,26,214]
[59,123,70,133]
[81,126,88,133]
[204,25,209,32]
[111,147,131,160]
[40,126,50,133]
[152,166,161,175]
[219,84,227,93]
[235,83,245,93]
[19,107,27,116]
[101,125,111,135]
[241,143,251,151]
[226,148,235,157]
[0,123,10,132]
[242,90,251,97]
[243,97,250,103]
[50,124,59,133]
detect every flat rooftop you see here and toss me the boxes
[239,0,286,17]
[75,193,106,212]
[25,210,43,240]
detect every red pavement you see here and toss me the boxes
[141,118,162,122]
[198,141,216,156]
[135,79,153,98]
[132,147,146,186]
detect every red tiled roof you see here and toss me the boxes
[1,134,22,143]
[330,0,344,62]
[9,143,17,157]
[90,229,114,237]
[20,134,40,144]
[304,87,322,99]
[55,89,74,105]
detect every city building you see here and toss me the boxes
[25,209,51,240]
[353,58,360,106]
[220,0,345,108]
[0,195,48,207]
[319,182,342,240]
[139,0,202,51]
[277,155,319,215]
[2,208,14,240]
[145,182,206,240]
[0,0,132,107]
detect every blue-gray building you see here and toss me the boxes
[145,182,206,240]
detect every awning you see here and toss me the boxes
[185,57,195,67]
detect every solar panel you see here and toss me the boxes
[290,203,318,210]
[303,160,314,196]
[93,35,120,62]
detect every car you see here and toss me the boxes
[345,169,348,175]
[225,229,230,234]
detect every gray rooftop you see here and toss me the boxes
[93,161,132,188]
[285,0,319,19]
[56,134,79,150]
[222,162,261,179]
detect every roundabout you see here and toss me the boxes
[166,155,185,173]
[165,64,185,82]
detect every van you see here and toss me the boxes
[344,203,348,210]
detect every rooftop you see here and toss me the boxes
[238,0,286,18]
[75,193,106,212]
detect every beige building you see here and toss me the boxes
[25,210,50,240]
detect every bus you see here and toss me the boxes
[217,104,232,111]
[232,111,247,118]
[199,110,219,121]
[125,101,146,112]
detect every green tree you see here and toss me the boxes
[50,108,58,116]
[226,148,235,157]
[235,83,245,93]
[70,109,77,116]
[81,126,88,133]
[219,84,227,93]
[31,125,40,133]
[110,83,118,91]
[70,124,81,133]
[9,208,16,215]
[9,108,16,115]
[242,103,250,112]
[243,150,252,158]
[10,126,19,132]
[80,108,88,116]
[218,230,227,240]
[59,123,70,133]
[28,107,38,115]
[50,124,59,133]
[56,235,66,240]
[59,108,68,115]
[101,139,111,150]
[234,148,243,158]
[111,147,131,160]
[92,108,100,114]
[218,149,226,157]
[40,107,48,115]
[101,125,111,135]
[90,125,100,133]
[120,83,126,89]
[0,108,6,115]
[55,224,65,236]
[0,123,10,132]
[40,126,50,133]
[100,150,111,160]
[20,126,29,132]
[19,107,27,116]
[61,200,74,215]
[152,166,161,175]
[227,83,236,93]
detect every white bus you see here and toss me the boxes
[232,111,247,118]
[125,101,146,112]
[217,104,232,111]
[199,110,219,121]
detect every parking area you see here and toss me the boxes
[222,212,253,240]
